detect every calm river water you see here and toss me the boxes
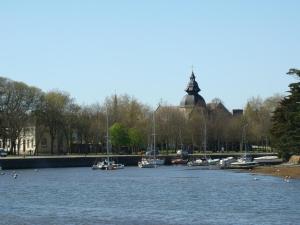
[0,166,300,225]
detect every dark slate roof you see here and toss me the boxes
[180,71,206,108]
[180,94,206,108]
[206,102,231,116]
[185,71,200,94]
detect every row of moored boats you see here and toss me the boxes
[183,155,282,169]
[92,155,282,170]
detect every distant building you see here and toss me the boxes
[154,71,244,151]
[180,71,242,116]
[232,109,243,117]
[0,126,36,155]
[0,125,68,155]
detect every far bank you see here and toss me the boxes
[0,152,277,170]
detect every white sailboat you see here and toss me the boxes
[229,156,258,169]
[92,108,124,170]
[187,110,217,168]
[229,124,258,169]
[138,106,165,168]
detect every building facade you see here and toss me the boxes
[0,126,36,155]
[180,70,242,117]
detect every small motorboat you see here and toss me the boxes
[92,159,124,170]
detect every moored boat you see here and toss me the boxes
[92,160,124,170]
[171,158,188,165]
[187,157,220,167]
[138,105,165,168]
[138,157,165,168]
[253,156,282,165]
[92,108,124,171]
[227,124,258,169]
[187,158,209,167]
[207,158,220,165]
[229,159,258,169]
[219,157,236,169]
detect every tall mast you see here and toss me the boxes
[153,105,160,162]
[242,124,248,156]
[201,108,207,156]
[153,110,156,160]
[106,107,109,162]
[204,119,207,153]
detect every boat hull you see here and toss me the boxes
[138,158,165,168]
[254,156,282,165]
[92,161,124,170]
[171,159,188,165]
[228,162,258,169]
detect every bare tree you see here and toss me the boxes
[37,91,72,154]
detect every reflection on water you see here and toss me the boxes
[0,167,300,225]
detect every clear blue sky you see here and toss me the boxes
[0,0,299,110]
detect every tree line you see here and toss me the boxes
[0,74,290,156]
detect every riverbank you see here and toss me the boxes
[0,153,278,170]
[0,153,277,169]
[251,164,300,179]
[0,155,143,169]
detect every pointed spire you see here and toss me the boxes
[191,70,195,79]
[185,70,200,94]
[180,69,206,108]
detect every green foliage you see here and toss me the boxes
[109,123,130,148]
[128,128,143,148]
[271,69,300,158]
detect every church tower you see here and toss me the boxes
[180,71,206,108]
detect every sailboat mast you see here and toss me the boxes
[106,107,109,162]
[242,124,248,156]
[204,119,207,153]
[153,110,156,160]
[201,109,207,156]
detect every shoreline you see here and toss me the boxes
[0,153,277,170]
[251,164,300,179]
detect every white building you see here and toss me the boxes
[0,126,36,155]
